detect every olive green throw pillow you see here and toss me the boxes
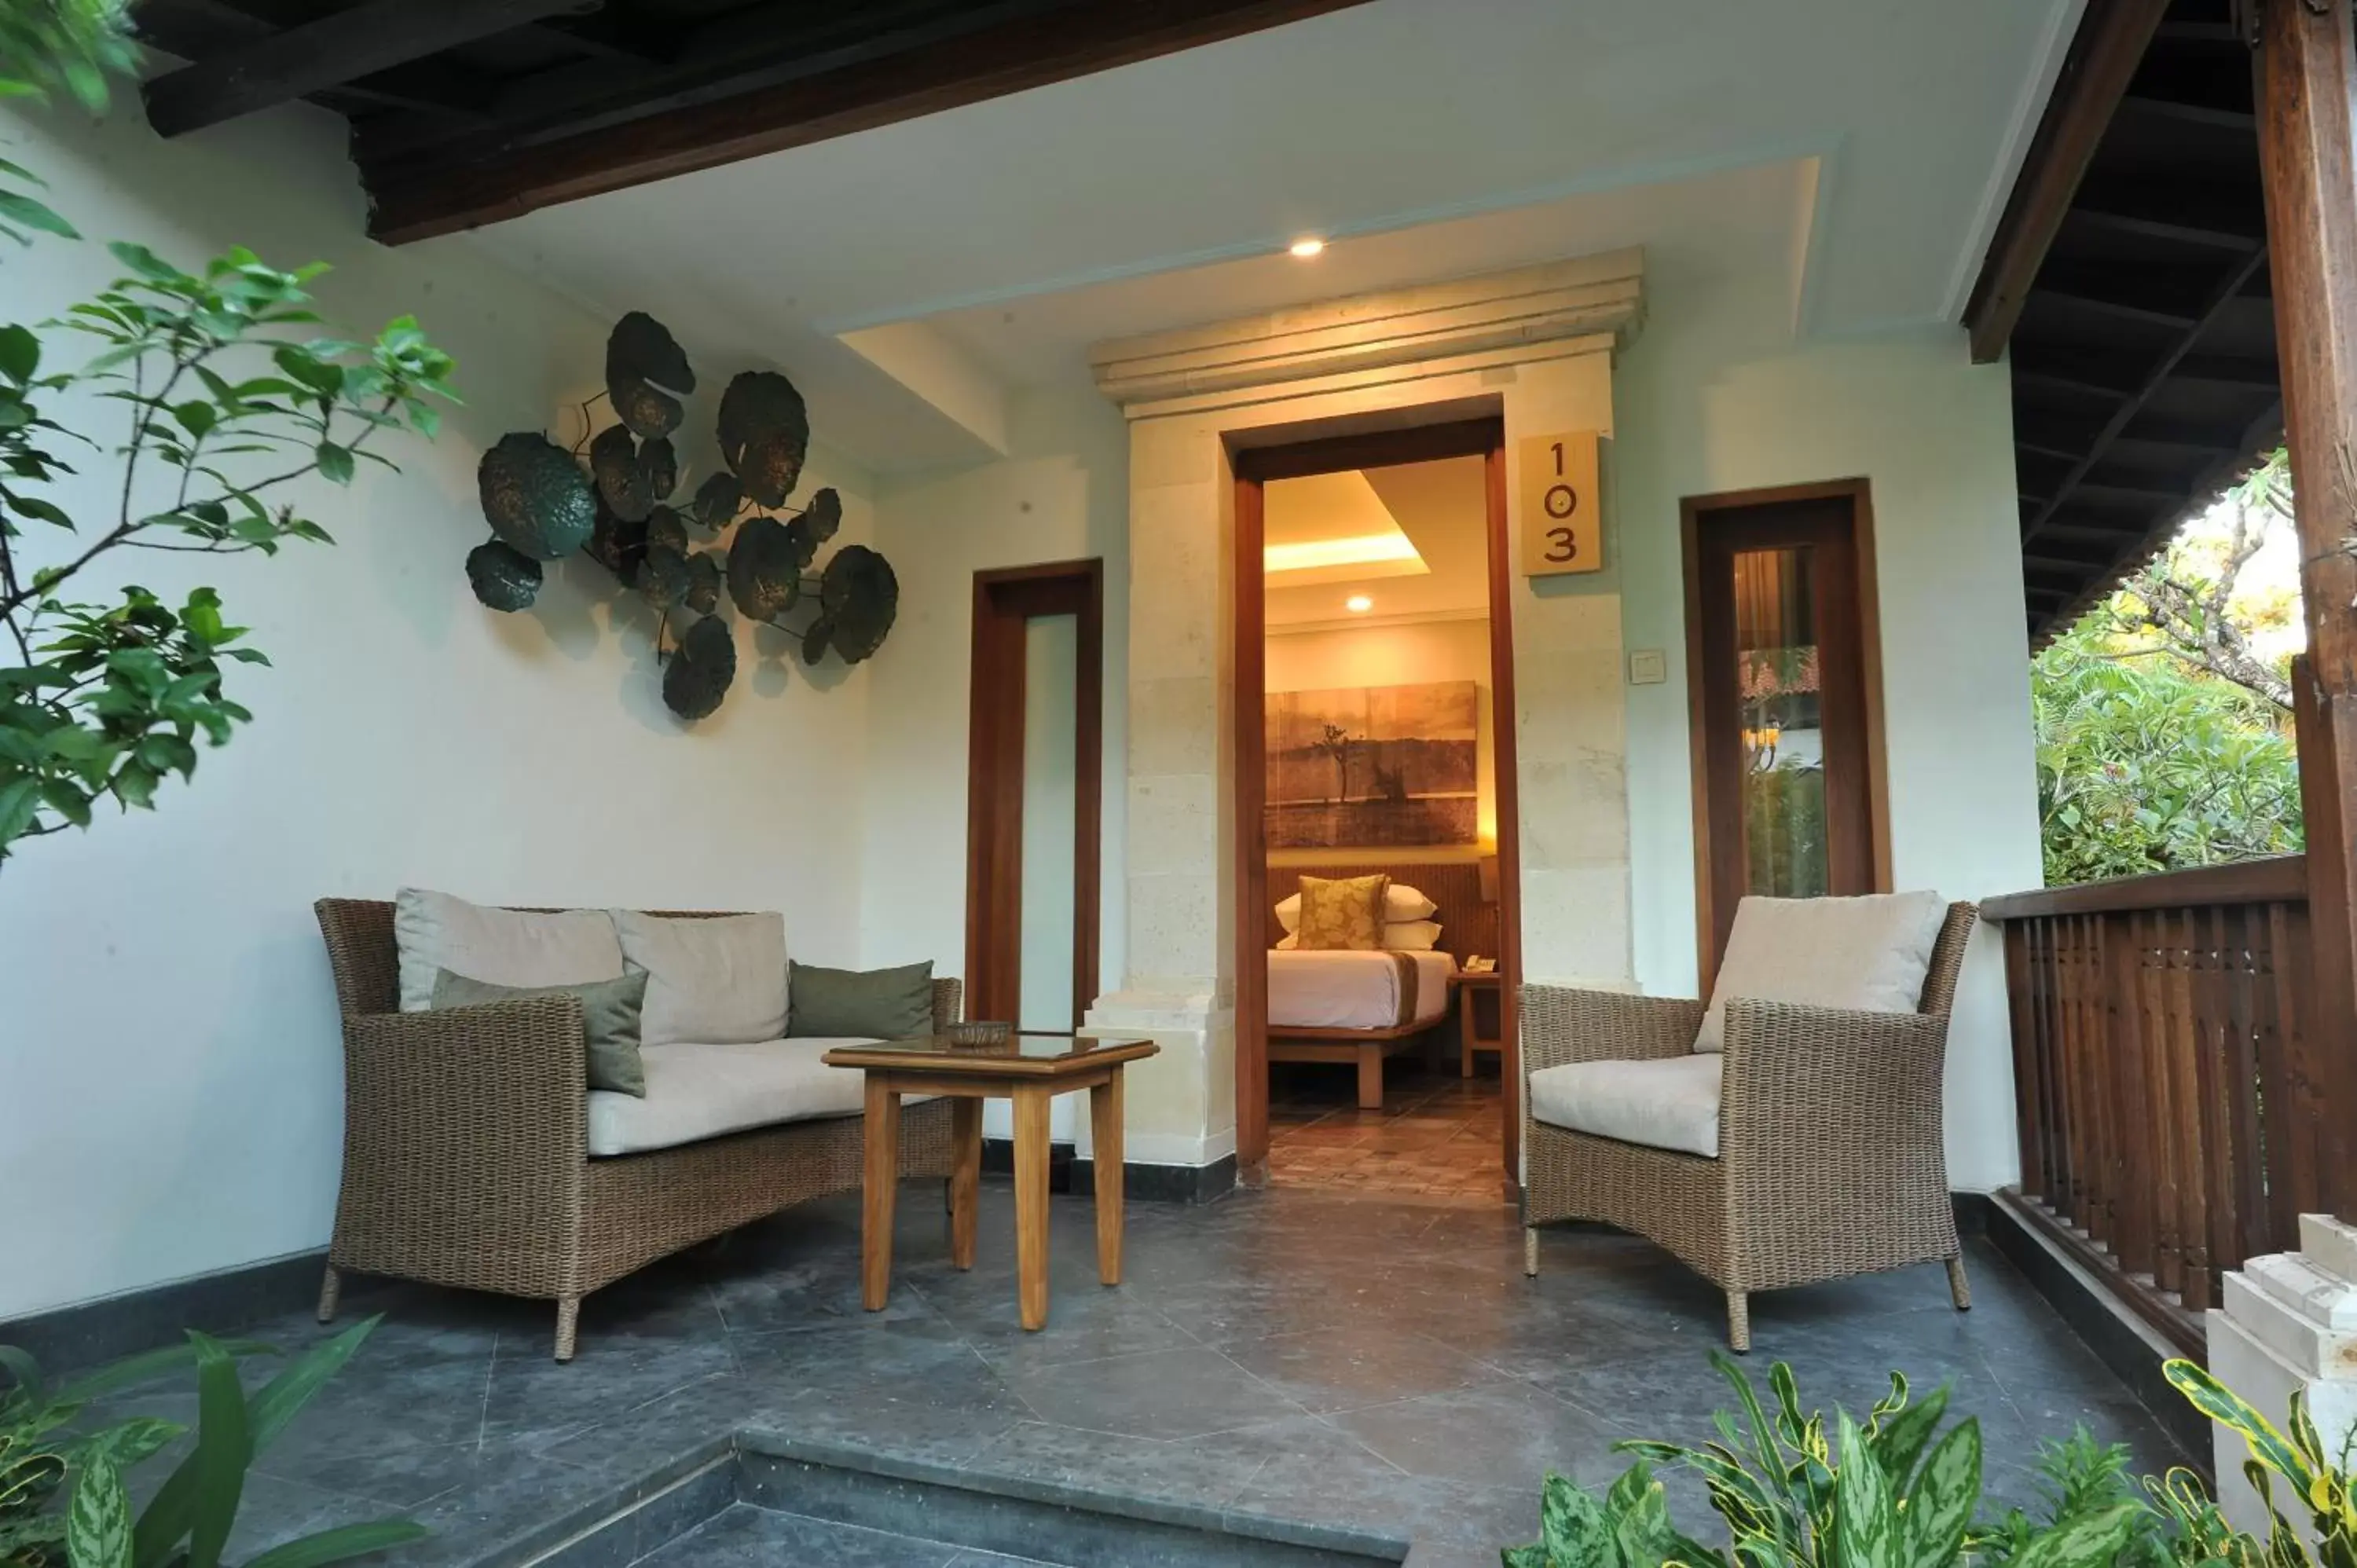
[787,960,936,1041]
[431,967,650,1097]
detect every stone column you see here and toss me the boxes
[2206,1214,2357,1539]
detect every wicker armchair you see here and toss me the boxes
[1519,903,1978,1350]
[312,899,957,1360]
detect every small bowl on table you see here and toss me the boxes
[946,1020,1014,1050]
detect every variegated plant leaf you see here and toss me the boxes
[1831,1412,1897,1568]
[66,1448,131,1568]
[1899,1416,1980,1568]
[1538,1471,1615,1566]
[1868,1383,1948,1493]
[2006,1501,2144,1568]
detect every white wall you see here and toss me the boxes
[1613,254,2043,1192]
[0,102,882,1320]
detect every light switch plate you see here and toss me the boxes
[1628,649,1668,685]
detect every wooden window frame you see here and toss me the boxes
[964,560,1105,1034]
[1680,478,1891,986]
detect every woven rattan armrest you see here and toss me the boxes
[341,995,591,1165]
[1519,984,1704,1074]
[929,977,963,1032]
[1716,997,1948,1169]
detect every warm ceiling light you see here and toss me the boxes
[1345,595,1374,614]
[1288,237,1326,258]
[1264,533,1420,574]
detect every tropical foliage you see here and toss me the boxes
[1504,1351,2353,1568]
[2030,454,2304,885]
[1,1319,423,1568]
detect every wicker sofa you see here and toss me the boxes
[312,899,955,1360]
[1519,901,1978,1351]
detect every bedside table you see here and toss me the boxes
[1456,969,1503,1077]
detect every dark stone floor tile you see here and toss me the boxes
[1219,1324,1509,1415]
[996,1345,1310,1442]
[962,1416,1273,1512]
[912,1276,1199,1373]
[482,1336,738,1450]
[1323,1379,1624,1496]
[634,1503,958,1567]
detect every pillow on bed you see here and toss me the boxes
[1380,920,1443,951]
[1274,883,1437,932]
[1293,874,1390,951]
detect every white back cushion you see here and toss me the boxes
[393,888,622,1013]
[1695,892,1949,1053]
[611,910,787,1047]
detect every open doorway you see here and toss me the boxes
[1233,419,1523,1205]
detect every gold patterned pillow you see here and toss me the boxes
[1293,874,1391,951]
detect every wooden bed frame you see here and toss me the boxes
[1263,859,1497,1110]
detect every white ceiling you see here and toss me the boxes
[448,0,2074,476]
[1266,457,1489,629]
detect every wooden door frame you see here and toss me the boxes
[1679,478,1890,986]
[1232,416,1524,1192]
[964,559,1105,1033]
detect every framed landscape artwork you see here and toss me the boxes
[1265,680,1479,849]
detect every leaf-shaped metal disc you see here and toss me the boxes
[478,432,596,561]
[646,504,688,555]
[817,544,898,664]
[591,423,653,523]
[640,543,691,608]
[780,516,818,570]
[727,515,804,620]
[692,472,742,531]
[716,371,809,508]
[684,548,723,616]
[641,437,679,503]
[802,618,831,665]
[465,539,542,611]
[802,486,842,544]
[663,614,736,721]
[587,496,648,584]
[607,313,695,441]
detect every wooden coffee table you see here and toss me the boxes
[821,1032,1157,1331]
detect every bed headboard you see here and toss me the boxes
[1263,860,1498,964]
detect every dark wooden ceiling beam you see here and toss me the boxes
[2022,239,2271,549]
[357,0,1383,243]
[1963,0,2170,363]
[144,0,596,138]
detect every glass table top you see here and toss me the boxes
[822,1031,1151,1065]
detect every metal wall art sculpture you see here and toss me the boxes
[466,313,898,721]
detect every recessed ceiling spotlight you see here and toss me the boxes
[1288,237,1326,258]
[1345,594,1373,614]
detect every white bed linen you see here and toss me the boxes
[1266,948,1453,1031]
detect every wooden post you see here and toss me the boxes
[2256,0,2357,1218]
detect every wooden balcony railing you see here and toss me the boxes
[1984,855,2344,1354]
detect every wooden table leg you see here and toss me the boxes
[1091,1068,1124,1287]
[1013,1084,1051,1331]
[1459,985,1475,1078]
[1356,1045,1384,1109]
[949,1096,981,1271]
[861,1075,902,1312]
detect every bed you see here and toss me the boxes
[1263,860,1496,1109]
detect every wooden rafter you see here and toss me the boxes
[1964,0,2170,365]
[144,0,595,137]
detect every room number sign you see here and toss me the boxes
[1518,430,1601,577]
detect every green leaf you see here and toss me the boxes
[66,1449,133,1568]
[0,775,40,844]
[247,1316,380,1453]
[1901,1417,1980,1568]
[73,1416,184,1471]
[313,442,353,485]
[2007,1502,2145,1568]
[1832,1412,1897,1568]
[171,401,218,439]
[105,242,186,284]
[184,1332,251,1568]
[1869,1385,1949,1493]
[0,189,77,240]
[1500,1548,1549,1568]
[1536,1471,1614,1565]
[38,778,91,827]
[2167,1359,2311,1491]
[239,1521,430,1568]
[0,323,38,382]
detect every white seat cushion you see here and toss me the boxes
[610,910,788,1047]
[1694,892,1948,1052]
[394,888,622,1013]
[1527,1054,1723,1158]
[587,1037,915,1157]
